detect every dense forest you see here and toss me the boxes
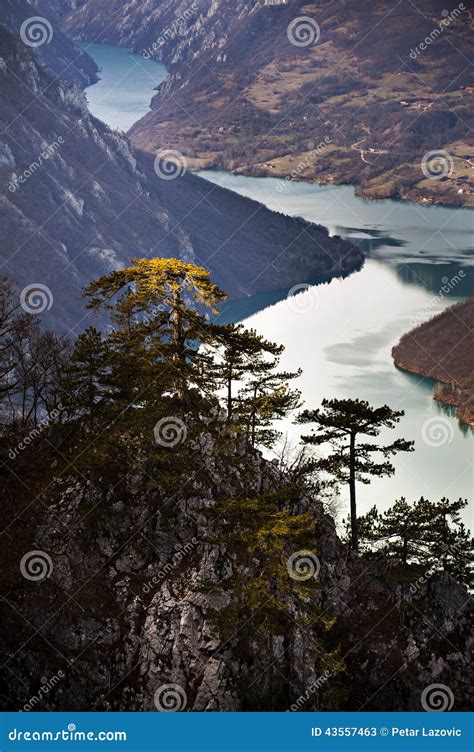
[1,264,472,711]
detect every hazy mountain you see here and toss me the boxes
[0,23,362,332]
[56,0,473,205]
[1,0,98,85]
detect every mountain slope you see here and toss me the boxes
[2,0,98,85]
[58,0,474,206]
[0,24,362,332]
[392,299,474,426]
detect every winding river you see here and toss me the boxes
[79,42,167,131]
[82,43,473,520]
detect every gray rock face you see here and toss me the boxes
[0,23,362,334]
[1,420,471,713]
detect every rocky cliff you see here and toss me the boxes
[1,414,472,712]
[2,0,98,85]
[0,23,362,332]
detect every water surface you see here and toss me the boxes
[200,171,473,518]
[81,43,473,521]
[79,42,167,131]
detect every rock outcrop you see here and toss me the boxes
[1,419,471,712]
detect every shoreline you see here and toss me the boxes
[392,300,474,428]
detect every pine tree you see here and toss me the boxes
[84,258,226,401]
[355,496,473,588]
[205,486,342,708]
[212,324,284,422]
[297,398,414,551]
[62,327,110,432]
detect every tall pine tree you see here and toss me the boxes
[297,399,414,551]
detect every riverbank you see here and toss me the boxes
[70,43,473,515]
[200,169,473,515]
[392,299,474,427]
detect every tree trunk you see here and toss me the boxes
[250,385,257,446]
[349,430,358,551]
[402,535,407,565]
[172,287,185,400]
[227,365,232,421]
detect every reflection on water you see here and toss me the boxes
[395,263,474,298]
[79,44,472,520]
[201,171,473,521]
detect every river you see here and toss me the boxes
[82,42,473,521]
[78,42,167,131]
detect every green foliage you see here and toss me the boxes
[204,486,341,706]
[211,323,301,448]
[84,257,226,400]
[297,398,414,551]
[352,496,473,588]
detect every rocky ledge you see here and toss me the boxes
[1,415,472,712]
